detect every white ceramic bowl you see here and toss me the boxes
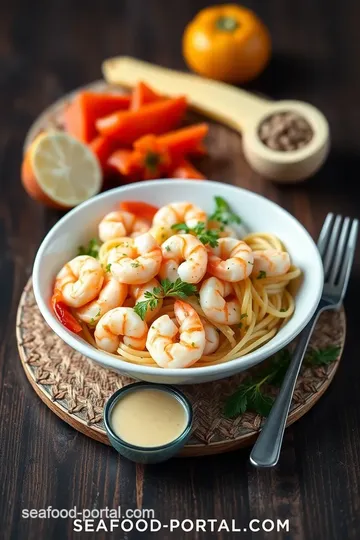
[32,180,323,384]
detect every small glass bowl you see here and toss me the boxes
[103,382,193,464]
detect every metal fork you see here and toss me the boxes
[250,213,358,468]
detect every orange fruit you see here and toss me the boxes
[183,5,271,84]
[21,131,102,208]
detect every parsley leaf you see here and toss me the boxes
[171,223,190,233]
[209,196,241,226]
[223,386,249,417]
[250,390,274,417]
[105,263,112,272]
[257,270,267,279]
[78,238,100,258]
[223,345,339,418]
[133,296,158,321]
[133,279,198,320]
[161,278,198,299]
[224,377,274,418]
[171,221,220,248]
[305,346,340,366]
[195,226,220,248]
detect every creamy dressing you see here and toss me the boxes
[110,389,188,447]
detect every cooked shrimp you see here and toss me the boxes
[148,225,174,245]
[253,249,291,277]
[207,238,254,282]
[130,278,163,322]
[207,219,238,238]
[55,255,104,308]
[200,317,220,354]
[107,233,162,285]
[99,211,150,242]
[146,300,205,368]
[75,275,128,325]
[159,234,207,284]
[94,307,148,353]
[200,277,242,325]
[153,202,207,229]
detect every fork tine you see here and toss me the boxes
[317,213,334,256]
[329,217,351,284]
[337,219,358,301]
[323,215,342,276]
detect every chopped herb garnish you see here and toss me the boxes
[240,313,248,319]
[165,245,172,252]
[78,238,100,258]
[257,270,267,279]
[209,196,241,226]
[224,346,340,418]
[134,278,198,320]
[280,308,286,312]
[131,261,141,268]
[171,221,220,247]
[89,308,101,325]
[105,263,112,272]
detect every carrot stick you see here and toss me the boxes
[64,91,130,143]
[107,149,142,176]
[119,201,159,221]
[170,159,205,180]
[154,123,209,158]
[130,81,162,111]
[96,97,187,144]
[89,136,118,173]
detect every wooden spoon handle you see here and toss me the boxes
[102,56,270,132]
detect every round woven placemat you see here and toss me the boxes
[16,279,345,456]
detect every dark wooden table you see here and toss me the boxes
[1,1,360,539]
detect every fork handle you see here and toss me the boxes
[250,307,323,468]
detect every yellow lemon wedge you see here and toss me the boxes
[21,131,102,208]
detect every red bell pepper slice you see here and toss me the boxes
[51,290,82,334]
[118,201,159,221]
